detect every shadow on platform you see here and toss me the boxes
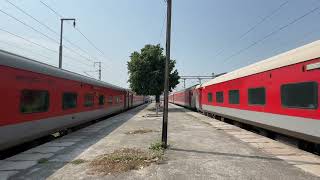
[169,147,320,165]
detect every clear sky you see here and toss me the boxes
[0,0,319,90]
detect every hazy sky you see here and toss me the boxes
[0,0,319,90]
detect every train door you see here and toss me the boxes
[199,88,203,110]
[123,92,127,110]
[127,92,129,108]
[190,90,196,109]
[128,92,131,108]
[195,89,200,109]
[195,87,203,111]
[188,90,192,107]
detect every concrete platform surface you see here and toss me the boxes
[0,103,319,180]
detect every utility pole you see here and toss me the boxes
[94,62,102,80]
[162,0,172,149]
[59,18,76,69]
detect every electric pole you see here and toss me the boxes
[94,62,102,80]
[162,0,172,149]
[59,18,76,69]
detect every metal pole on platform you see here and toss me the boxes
[94,62,102,80]
[162,0,172,149]
[59,18,76,69]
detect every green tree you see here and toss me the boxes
[127,44,180,102]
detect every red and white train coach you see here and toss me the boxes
[0,50,145,151]
[169,85,197,109]
[170,40,320,147]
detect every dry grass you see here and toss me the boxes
[89,148,162,175]
[125,129,156,135]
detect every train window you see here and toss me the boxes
[281,82,318,109]
[99,95,105,105]
[207,93,213,102]
[216,91,224,103]
[84,94,94,107]
[20,90,49,114]
[108,96,113,104]
[115,96,120,104]
[62,92,77,110]
[229,90,240,104]
[248,87,266,105]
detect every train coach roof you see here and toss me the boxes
[0,50,125,91]
[171,84,198,94]
[202,40,320,87]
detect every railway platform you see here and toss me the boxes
[1,103,320,179]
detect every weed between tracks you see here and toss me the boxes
[89,142,164,175]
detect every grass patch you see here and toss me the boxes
[149,141,164,152]
[38,158,48,164]
[71,159,86,165]
[125,129,156,135]
[90,147,163,175]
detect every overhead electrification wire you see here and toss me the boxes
[242,24,320,68]
[0,39,53,60]
[0,7,93,63]
[74,27,106,57]
[6,0,57,35]
[6,0,92,59]
[213,0,289,58]
[40,0,61,18]
[0,8,58,44]
[237,1,289,42]
[0,39,89,71]
[0,27,56,53]
[63,54,92,66]
[223,5,320,62]
[0,27,92,67]
[40,0,108,58]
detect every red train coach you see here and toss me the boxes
[169,85,198,109]
[170,40,320,146]
[0,50,145,151]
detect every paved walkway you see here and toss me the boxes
[1,103,320,179]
